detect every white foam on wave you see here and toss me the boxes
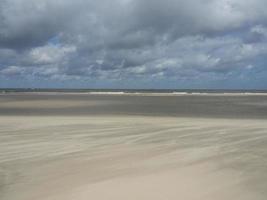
[88,92,126,95]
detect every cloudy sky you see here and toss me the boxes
[0,0,267,89]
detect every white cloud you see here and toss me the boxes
[1,66,24,75]
[29,44,76,65]
[251,25,267,36]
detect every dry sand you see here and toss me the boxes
[1,94,267,200]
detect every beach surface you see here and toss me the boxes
[1,93,267,200]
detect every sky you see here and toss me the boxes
[0,0,267,89]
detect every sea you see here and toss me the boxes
[0,88,267,94]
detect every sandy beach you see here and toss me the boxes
[1,93,267,200]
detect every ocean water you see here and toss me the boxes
[0,88,267,94]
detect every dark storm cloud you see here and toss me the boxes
[1,0,267,87]
[0,0,83,49]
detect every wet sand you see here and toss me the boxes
[1,93,267,200]
[1,93,267,118]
